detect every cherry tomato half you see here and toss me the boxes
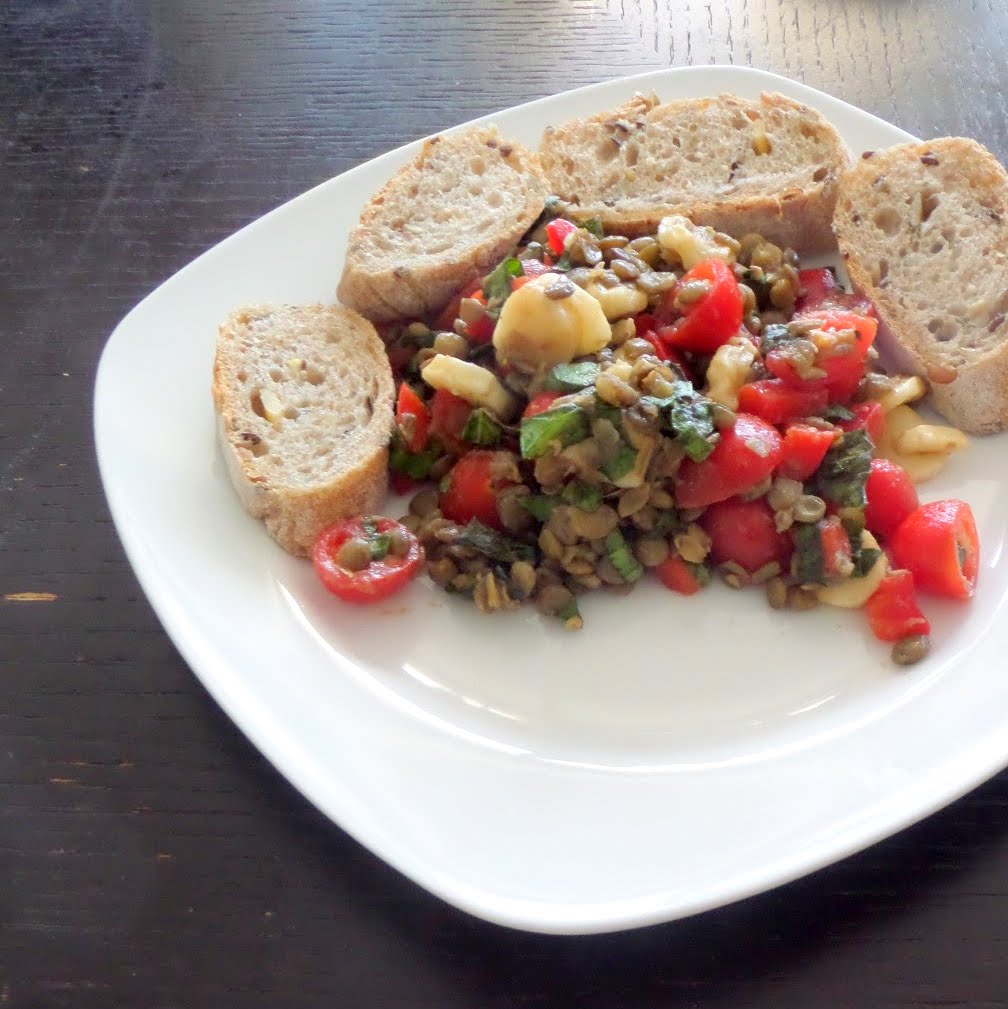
[439,450,520,531]
[777,423,836,482]
[313,517,424,604]
[654,554,707,596]
[889,499,980,600]
[865,569,931,642]
[701,497,792,574]
[864,458,918,541]
[395,383,430,453]
[660,258,744,355]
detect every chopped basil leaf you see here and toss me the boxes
[812,429,873,510]
[482,256,524,315]
[561,481,602,512]
[653,509,685,536]
[601,442,637,481]
[544,361,600,392]
[818,404,855,422]
[519,404,590,459]
[461,408,502,446]
[556,597,582,627]
[758,322,794,355]
[551,251,572,272]
[578,216,605,238]
[592,398,624,429]
[792,523,825,583]
[520,495,558,521]
[369,533,392,561]
[605,529,643,583]
[852,545,882,578]
[689,561,713,588]
[743,269,775,310]
[643,381,717,462]
[457,520,537,565]
[388,438,441,480]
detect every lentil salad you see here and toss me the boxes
[314,202,979,666]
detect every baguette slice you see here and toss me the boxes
[337,126,549,322]
[212,304,395,555]
[834,138,1008,434]
[538,92,851,251]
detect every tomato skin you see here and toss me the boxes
[674,413,783,509]
[865,570,931,642]
[545,218,579,255]
[864,458,919,541]
[428,389,472,454]
[889,499,980,600]
[839,400,886,444]
[701,498,791,574]
[313,518,424,604]
[395,383,431,453]
[736,379,828,425]
[794,268,838,312]
[777,423,836,482]
[818,515,853,581]
[523,391,563,418]
[654,554,706,595]
[439,450,519,531]
[660,259,744,355]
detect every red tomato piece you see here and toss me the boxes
[794,268,838,313]
[889,499,980,600]
[638,328,689,372]
[634,313,658,337]
[736,379,829,425]
[428,389,472,455]
[865,569,931,642]
[654,554,707,596]
[395,383,430,453]
[660,259,744,355]
[545,218,579,255]
[838,400,886,443]
[432,282,482,333]
[674,413,783,509]
[439,450,520,531]
[523,391,563,418]
[701,497,792,574]
[864,458,919,541]
[818,515,854,581]
[313,518,424,604]
[778,423,836,481]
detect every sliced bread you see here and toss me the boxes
[833,137,1008,434]
[212,304,395,555]
[538,91,851,251]
[337,126,549,322]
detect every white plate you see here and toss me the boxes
[95,66,1008,934]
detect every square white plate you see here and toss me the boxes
[95,66,1008,934]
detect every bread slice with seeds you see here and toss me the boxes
[337,126,549,322]
[212,304,395,555]
[538,91,851,251]
[833,137,1008,434]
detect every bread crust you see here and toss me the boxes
[834,137,1008,434]
[212,304,394,555]
[539,91,852,252]
[337,126,549,322]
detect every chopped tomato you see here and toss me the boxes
[634,313,658,337]
[736,379,829,425]
[865,570,931,642]
[701,498,792,574]
[660,259,744,355]
[777,423,836,481]
[889,499,980,600]
[638,328,689,371]
[432,282,481,333]
[313,517,424,604]
[395,383,430,453]
[839,400,886,444]
[794,268,838,312]
[818,515,854,581]
[462,289,495,344]
[428,388,472,455]
[390,472,419,496]
[674,413,783,509]
[439,450,520,531]
[654,554,707,596]
[864,458,919,541]
[545,218,579,255]
[523,391,563,418]
[765,310,878,403]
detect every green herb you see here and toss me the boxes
[561,481,602,511]
[643,381,717,462]
[689,562,713,588]
[457,520,537,565]
[592,398,624,429]
[653,509,685,536]
[792,523,825,583]
[577,216,605,238]
[843,519,882,578]
[601,442,637,481]
[519,404,590,459]
[520,495,558,521]
[743,268,774,309]
[461,408,502,446]
[556,597,582,627]
[368,533,392,561]
[818,404,855,422]
[758,322,794,355]
[482,256,524,314]
[812,429,873,511]
[388,437,441,480]
[551,251,572,272]
[605,529,643,583]
[544,361,600,392]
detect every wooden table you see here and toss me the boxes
[5,1,1008,1004]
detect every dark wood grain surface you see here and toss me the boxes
[5,0,1008,1004]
